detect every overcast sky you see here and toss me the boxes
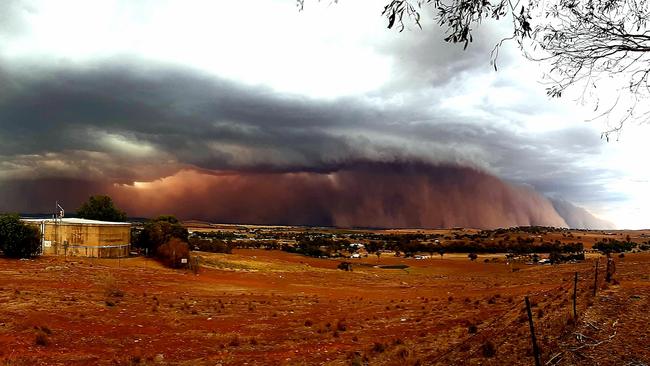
[0,0,648,228]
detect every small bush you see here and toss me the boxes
[228,335,240,347]
[156,238,190,268]
[103,274,125,299]
[336,319,347,332]
[35,331,50,346]
[481,341,497,357]
[396,347,410,359]
[372,342,387,353]
[0,214,41,258]
[468,324,478,334]
[189,237,233,254]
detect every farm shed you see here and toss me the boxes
[23,218,131,258]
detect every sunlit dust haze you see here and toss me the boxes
[104,164,603,229]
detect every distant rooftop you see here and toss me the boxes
[21,217,131,226]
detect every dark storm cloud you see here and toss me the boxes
[0,59,614,204]
[0,60,422,178]
[0,176,114,215]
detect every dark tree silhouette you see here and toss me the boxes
[134,215,189,256]
[77,195,127,222]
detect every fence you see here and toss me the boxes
[421,257,614,365]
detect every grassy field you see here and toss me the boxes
[0,249,648,365]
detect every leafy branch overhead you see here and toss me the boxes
[301,0,650,137]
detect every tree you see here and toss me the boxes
[77,195,127,222]
[134,215,189,256]
[0,214,41,258]
[468,252,478,261]
[303,0,650,136]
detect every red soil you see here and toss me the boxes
[0,250,647,365]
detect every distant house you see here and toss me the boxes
[22,218,131,258]
[349,243,365,250]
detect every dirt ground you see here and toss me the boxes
[0,250,648,365]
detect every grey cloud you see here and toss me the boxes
[376,19,518,92]
[0,0,32,38]
[0,59,617,206]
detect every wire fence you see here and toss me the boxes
[422,258,610,365]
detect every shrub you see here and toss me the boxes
[593,239,635,253]
[0,214,41,258]
[481,341,497,357]
[372,342,387,353]
[35,331,50,346]
[156,238,190,268]
[396,347,410,359]
[189,237,233,254]
[133,215,188,255]
[336,319,347,332]
[228,335,240,347]
[103,273,125,298]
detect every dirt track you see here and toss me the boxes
[0,250,647,365]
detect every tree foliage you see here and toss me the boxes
[593,238,636,253]
[76,195,127,222]
[0,214,41,258]
[302,0,650,136]
[388,0,650,136]
[133,215,189,256]
[189,237,233,254]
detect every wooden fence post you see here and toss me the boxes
[525,296,542,366]
[573,272,578,320]
[593,259,599,296]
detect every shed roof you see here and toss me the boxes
[22,218,131,226]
